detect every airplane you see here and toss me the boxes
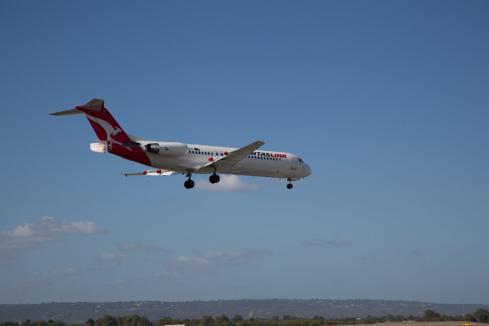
[50,99,312,189]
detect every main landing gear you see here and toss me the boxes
[209,168,220,184]
[183,172,221,189]
[184,173,195,189]
[209,173,220,184]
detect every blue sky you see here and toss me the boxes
[1,0,488,305]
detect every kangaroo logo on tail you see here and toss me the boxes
[85,115,130,150]
[74,99,134,151]
[50,99,152,166]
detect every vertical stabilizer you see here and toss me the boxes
[50,99,151,166]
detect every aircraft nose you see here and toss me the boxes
[304,163,312,177]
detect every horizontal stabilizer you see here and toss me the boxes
[122,169,180,177]
[79,98,104,112]
[50,99,105,116]
[49,108,83,116]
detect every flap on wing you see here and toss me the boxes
[198,140,265,171]
[123,169,179,177]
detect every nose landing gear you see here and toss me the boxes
[286,178,294,190]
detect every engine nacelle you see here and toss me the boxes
[143,142,188,156]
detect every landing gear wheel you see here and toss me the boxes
[184,179,195,189]
[287,183,294,189]
[209,174,220,184]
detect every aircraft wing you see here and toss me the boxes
[197,140,265,171]
[122,169,180,177]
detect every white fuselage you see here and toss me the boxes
[141,141,311,180]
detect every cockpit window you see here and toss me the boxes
[298,158,304,163]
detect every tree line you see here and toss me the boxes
[1,309,488,326]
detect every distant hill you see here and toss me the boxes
[1,299,488,323]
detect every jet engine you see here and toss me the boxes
[143,142,188,156]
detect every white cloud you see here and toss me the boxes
[47,266,78,277]
[196,175,259,192]
[177,255,210,265]
[161,250,268,277]
[61,221,101,234]
[204,250,267,264]
[117,241,165,254]
[39,266,79,280]
[300,239,353,247]
[23,266,81,289]
[0,216,104,257]
[153,270,178,277]
[99,251,127,263]
[10,224,35,238]
[96,242,167,269]
[40,216,55,223]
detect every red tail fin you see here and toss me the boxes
[51,99,151,166]
[75,99,131,143]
